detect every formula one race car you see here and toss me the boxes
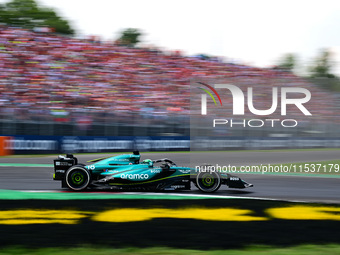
[53,151,253,193]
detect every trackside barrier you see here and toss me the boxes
[6,135,340,154]
[8,136,190,154]
[0,136,12,156]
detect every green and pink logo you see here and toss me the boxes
[197,82,223,109]
[197,82,312,116]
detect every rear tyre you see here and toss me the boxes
[196,171,221,193]
[65,166,91,191]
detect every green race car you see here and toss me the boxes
[53,151,253,193]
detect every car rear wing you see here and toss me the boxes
[53,154,78,180]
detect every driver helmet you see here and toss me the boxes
[142,159,153,167]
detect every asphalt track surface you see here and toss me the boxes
[1,150,340,203]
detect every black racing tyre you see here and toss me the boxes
[65,165,91,191]
[196,171,221,193]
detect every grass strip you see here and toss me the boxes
[0,189,238,200]
[1,244,340,255]
[0,163,52,167]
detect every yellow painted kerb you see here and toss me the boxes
[92,207,267,222]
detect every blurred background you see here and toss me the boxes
[0,0,340,154]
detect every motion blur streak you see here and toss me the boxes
[92,208,267,222]
[2,206,340,225]
[0,210,91,224]
[267,206,340,220]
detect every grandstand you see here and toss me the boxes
[0,25,338,137]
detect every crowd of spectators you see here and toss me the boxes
[0,26,337,128]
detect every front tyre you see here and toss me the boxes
[65,166,91,191]
[196,171,221,193]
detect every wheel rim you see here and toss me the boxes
[66,168,90,190]
[201,173,215,187]
[72,172,85,185]
[196,172,221,192]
